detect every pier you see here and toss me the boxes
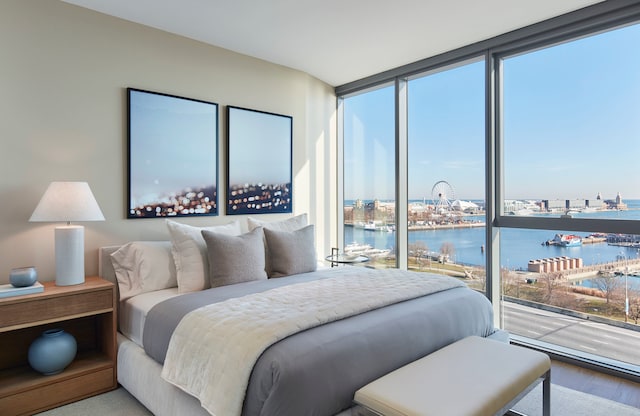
[563,257,640,281]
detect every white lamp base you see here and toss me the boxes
[55,225,85,286]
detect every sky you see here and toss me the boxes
[344,22,640,202]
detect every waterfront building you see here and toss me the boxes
[348,199,395,227]
[528,256,583,273]
[541,198,605,213]
[451,199,481,213]
[504,200,541,215]
[604,192,628,210]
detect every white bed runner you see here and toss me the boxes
[161,267,463,416]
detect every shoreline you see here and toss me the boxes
[345,222,486,231]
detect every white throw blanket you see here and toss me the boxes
[161,267,463,416]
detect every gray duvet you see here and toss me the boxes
[143,268,498,416]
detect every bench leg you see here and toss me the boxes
[542,369,551,416]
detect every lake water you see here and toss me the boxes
[344,199,640,271]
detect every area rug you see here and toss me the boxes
[511,383,640,416]
[37,388,152,416]
[37,383,640,416]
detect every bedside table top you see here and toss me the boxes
[325,254,370,264]
[0,276,112,304]
[0,276,115,332]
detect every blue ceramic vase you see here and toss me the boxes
[9,266,37,287]
[28,329,77,375]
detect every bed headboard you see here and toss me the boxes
[98,245,121,286]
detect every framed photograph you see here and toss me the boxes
[226,106,292,215]
[127,88,218,218]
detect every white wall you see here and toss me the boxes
[0,0,337,283]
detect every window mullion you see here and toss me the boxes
[486,51,502,327]
[396,78,408,270]
[337,97,345,252]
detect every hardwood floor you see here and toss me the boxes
[550,360,640,408]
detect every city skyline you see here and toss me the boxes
[343,194,634,204]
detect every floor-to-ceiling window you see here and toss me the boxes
[498,21,640,367]
[407,60,486,292]
[342,84,397,268]
[337,2,640,377]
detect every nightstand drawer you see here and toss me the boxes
[0,289,113,329]
[1,367,115,416]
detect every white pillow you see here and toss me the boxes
[166,219,242,293]
[110,241,177,301]
[247,213,308,232]
[247,213,308,275]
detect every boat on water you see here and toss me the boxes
[363,221,394,232]
[363,221,379,231]
[544,233,582,247]
[344,242,391,257]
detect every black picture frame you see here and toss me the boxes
[226,106,293,215]
[127,88,219,218]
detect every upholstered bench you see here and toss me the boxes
[354,335,550,416]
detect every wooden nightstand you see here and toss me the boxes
[0,276,117,415]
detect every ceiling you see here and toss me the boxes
[61,0,603,87]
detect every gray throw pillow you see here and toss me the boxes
[201,227,267,288]
[263,224,317,278]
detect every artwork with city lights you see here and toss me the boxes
[226,106,292,215]
[127,88,218,218]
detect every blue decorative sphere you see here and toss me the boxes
[28,329,77,375]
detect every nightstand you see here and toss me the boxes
[0,276,117,415]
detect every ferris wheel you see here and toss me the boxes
[431,180,455,212]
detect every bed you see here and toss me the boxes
[99,216,507,416]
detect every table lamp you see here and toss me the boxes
[29,181,105,286]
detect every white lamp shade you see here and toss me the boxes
[30,181,105,222]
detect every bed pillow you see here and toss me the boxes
[166,219,242,293]
[263,225,317,277]
[247,213,308,275]
[110,241,177,301]
[201,227,268,288]
[247,213,308,232]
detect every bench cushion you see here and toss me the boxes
[354,335,550,416]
